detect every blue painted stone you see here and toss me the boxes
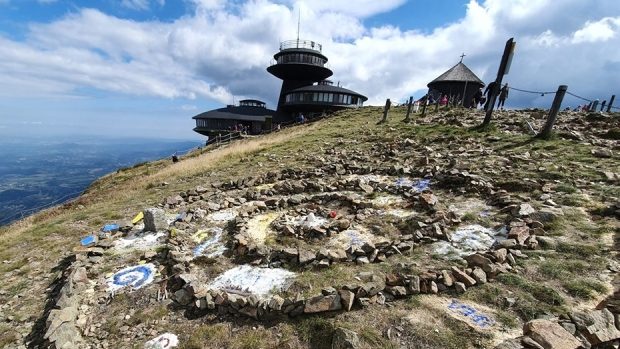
[101,224,119,232]
[80,235,96,246]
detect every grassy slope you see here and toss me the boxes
[0,106,618,348]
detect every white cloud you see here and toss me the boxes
[121,0,164,11]
[572,17,620,43]
[37,0,58,4]
[0,0,619,112]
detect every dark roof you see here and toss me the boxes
[428,62,484,85]
[286,84,368,101]
[239,99,264,104]
[192,105,275,122]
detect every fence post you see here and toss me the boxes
[481,38,515,127]
[538,85,567,140]
[607,95,615,112]
[421,98,428,116]
[601,100,607,112]
[403,96,413,122]
[380,98,391,123]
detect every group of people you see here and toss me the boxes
[418,82,510,111]
[472,82,509,110]
[230,123,250,134]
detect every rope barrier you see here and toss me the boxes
[565,91,594,103]
[509,87,557,96]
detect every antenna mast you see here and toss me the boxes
[296,8,300,46]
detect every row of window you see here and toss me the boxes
[239,101,265,108]
[284,92,363,106]
[277,53,326,66]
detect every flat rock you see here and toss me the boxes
[304,294,342,313]
[332,327,361,349]
[523,319,581,349]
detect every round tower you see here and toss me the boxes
[267,39,333,111]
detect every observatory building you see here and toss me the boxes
[192,39,367,137]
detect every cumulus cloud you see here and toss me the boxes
[0,0,618,111]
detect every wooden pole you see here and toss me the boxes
[434,100,439,113]
[538,85,567,140]
[421,96,428,116]
[380,98,391,123]
[607,95,615,112]
[404,96,413,122]
[481,38,515,127]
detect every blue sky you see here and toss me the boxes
[0,0,618,140]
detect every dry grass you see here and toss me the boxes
[145,125,317,186]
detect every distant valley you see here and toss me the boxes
[0,137,202,226]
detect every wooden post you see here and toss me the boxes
[434,100,439,112]
[421,97,428,116]
[380,98,391,123]
[607,95,615,112]
[404,96,413,122]
[481,38,515,127]
[601,100,607,112]
[538,85,567,140]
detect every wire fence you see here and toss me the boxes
[509,86,619,111]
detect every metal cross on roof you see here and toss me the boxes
[459,53,466,63]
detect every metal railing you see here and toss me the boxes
[279,39,322,52]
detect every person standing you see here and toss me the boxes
[497,84,509,110]
[473,88,483,108]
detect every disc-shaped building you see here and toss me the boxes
[427,61,484,108]
[192,39,367,137]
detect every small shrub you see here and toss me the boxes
[556,242,599,258]
[497,274,564,306]
[563,279,608,299]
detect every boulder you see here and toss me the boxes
[441,270,454,287]
[570,308,620,345]
[173,289,194,306]
[407,276,421,294]
[420,193,438,207]
[298,250,317,265]
[455,282,466,294]
[523,319,581,349]
[514,203,536,217]
[472,268,487,284]
[592,148,613,158]
[530,208,563,223]
[339,290,355,311]
[143,208,168,232]
[508,226,530,245]
[269,295,285,311]
[332,328,361,349]
[386,286,407,297]
[465,254,494,273]
[451,266,476,287]
[304,294,342,313]
[493,248,508,263]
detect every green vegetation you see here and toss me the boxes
[562,279,608,299]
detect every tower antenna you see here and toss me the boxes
[296,8,300,46]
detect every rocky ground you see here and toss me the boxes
[0,105,618,349]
